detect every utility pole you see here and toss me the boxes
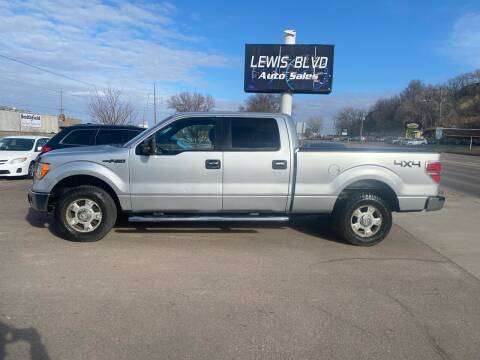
[438,87,443,127]
[280,29,296,116]
[153,83,157,124]
[59,90,64,115]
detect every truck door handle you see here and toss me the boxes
[272,160,287,170]
[205,159,221,169]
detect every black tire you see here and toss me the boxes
[335,192,392,246]
[27,162,35,179]
[55,185,117,242]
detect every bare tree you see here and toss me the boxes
[239,94,281,112]
[304,116,323,138]
[334,107,367,137]
[166,92,215,112]
[88,87,137,125]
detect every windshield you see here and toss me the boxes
[0,138,35,151]
[123,115,175,148]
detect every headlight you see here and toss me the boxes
[36,163,50,179]
[10,157,27,164]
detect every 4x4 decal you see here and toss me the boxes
[102,159,126,164]
[394,160,421,168]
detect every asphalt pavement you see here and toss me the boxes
[440,153,480,197]
[1,179,480,359]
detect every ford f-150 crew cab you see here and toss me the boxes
[28,112,445,246]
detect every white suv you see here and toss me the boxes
[0,136,50,178]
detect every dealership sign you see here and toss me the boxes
[404,122,422,130]
[244,44,334,94]
[21,113,42,128]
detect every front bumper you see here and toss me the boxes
[27,188,50,212]
[0,162,28,176]
[425,196,445,211]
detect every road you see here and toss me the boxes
[1,179,480,359]
[440,153,480,197]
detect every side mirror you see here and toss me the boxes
[137,137,155,155]
[35,146,42,152]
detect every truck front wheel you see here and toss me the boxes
[336,193,392,246]
[55,185,117,242]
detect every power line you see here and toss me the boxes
[0,53,97,88]
[2,100,89,117]
[0,75,93,103]
[4,101,65,112]
[0,74,60,94]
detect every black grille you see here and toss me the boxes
[0,170,10,175]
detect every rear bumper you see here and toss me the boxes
[27,188,50,212]
[425,196,445,211]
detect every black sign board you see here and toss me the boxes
[244,44,334,94]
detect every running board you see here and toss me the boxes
[128,215,290,223]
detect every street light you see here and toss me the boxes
[359,114,365,142]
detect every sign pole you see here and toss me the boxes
[280,30,296,116]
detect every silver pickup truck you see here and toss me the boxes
[28,112,444,246]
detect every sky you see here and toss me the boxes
[0,0,479,132]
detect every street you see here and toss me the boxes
[1,170,480,359]
[441,153,480,197]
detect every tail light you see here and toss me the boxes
[426,161,442,183]
[40,145,52,154]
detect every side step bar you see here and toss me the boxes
[128,215,290,223]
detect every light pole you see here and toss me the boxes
[359,114,365,142]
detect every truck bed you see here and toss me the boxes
[292,148,441,213]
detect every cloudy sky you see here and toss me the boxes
[0,0,479,132]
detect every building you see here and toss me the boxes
[0,107,81,137]
[423,127,480,146]
[58,114,82,129]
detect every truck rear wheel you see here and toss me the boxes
[336,192,392,246]
[55,185,117,242]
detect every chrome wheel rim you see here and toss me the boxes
[350,205,382,238]
[65,198,102,233]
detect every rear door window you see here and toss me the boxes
[125,130,143,142]
[229,118,280,151]
[96,130,125,146]
[35,138,49,151]
[61,129,97,146]
[36,138,49,148]
[96,129,143,146]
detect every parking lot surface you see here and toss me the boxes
[1,179,480,359]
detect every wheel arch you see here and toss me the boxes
[335,179,400,212]
[49,175,122,212]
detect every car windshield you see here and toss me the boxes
[0,138,35,151]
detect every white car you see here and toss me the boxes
[406,138,428,146]
[0,136,50,178]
